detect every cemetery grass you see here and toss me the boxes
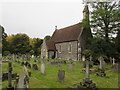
[2,59,118,88]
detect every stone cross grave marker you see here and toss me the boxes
[98,56,104,69]
[6,62,14,89]
[86,60,90,79]
[112,58,115,65]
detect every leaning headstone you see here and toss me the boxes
[40,62,45,75]
[58,70,65,82]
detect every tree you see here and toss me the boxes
[115,29,120,59]
[0,26,9,55]
[12,33,31,54]
[44,35,51,40]
[30,38,43,56]
[90,1,119,42]
[33,38,43,56]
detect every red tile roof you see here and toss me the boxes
[46,40,56,51]
[50,23,82,43]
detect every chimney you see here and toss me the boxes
[55,26,57,30]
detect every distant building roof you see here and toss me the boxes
[50,23,82,43]
[46,40,56,51]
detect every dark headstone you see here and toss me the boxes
[58,70,65,82]
[21,62,24,66]
[27,63,31,68]
[32,64,38,70]
[25,62,29,67]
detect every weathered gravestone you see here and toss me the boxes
[113,63,120,73]
[2,72,17,81]
[40,62,45,75]
[27,63,31,68]
[6,62,14,89]
[112,58,115,66]
[32,64,38,70]
[96,56,106,77]
[58,70,65,82]
[68,63,73,72]
[78,57,97,89]
[82,56,93,68]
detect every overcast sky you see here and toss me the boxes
[0,0,85,39]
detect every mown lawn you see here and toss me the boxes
[2,58,119,88]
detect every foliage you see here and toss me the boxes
[115,30,120,59]
[88,37,116,62]
[1,26,9,55]
[30,38,43,56]
[3,50,10,56]
[44,35,51,40]
[90,1,120,42]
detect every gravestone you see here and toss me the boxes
[2,72,8,81]
[21,62,24,66]
[68,63,73,71]
[27,63,31,68]
[32,64,38,70]
[6,62,14,89]
[40,62,45,75]
[96,56,106,77]
[58,70,65,82]
[78,58,97,89]
[112,58,115,66]
[57,63,61,68]
[113,63,120,73]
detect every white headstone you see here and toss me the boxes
[98,56,104,69]
[82,55,85,61]
[40,63,45,75]
[113,58,115,65]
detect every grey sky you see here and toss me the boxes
[1,0,84,39]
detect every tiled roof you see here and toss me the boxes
[50,23,82,43]
[46,23,83,51]
[46,40,56,51]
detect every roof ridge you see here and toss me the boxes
[57,23,81,31]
